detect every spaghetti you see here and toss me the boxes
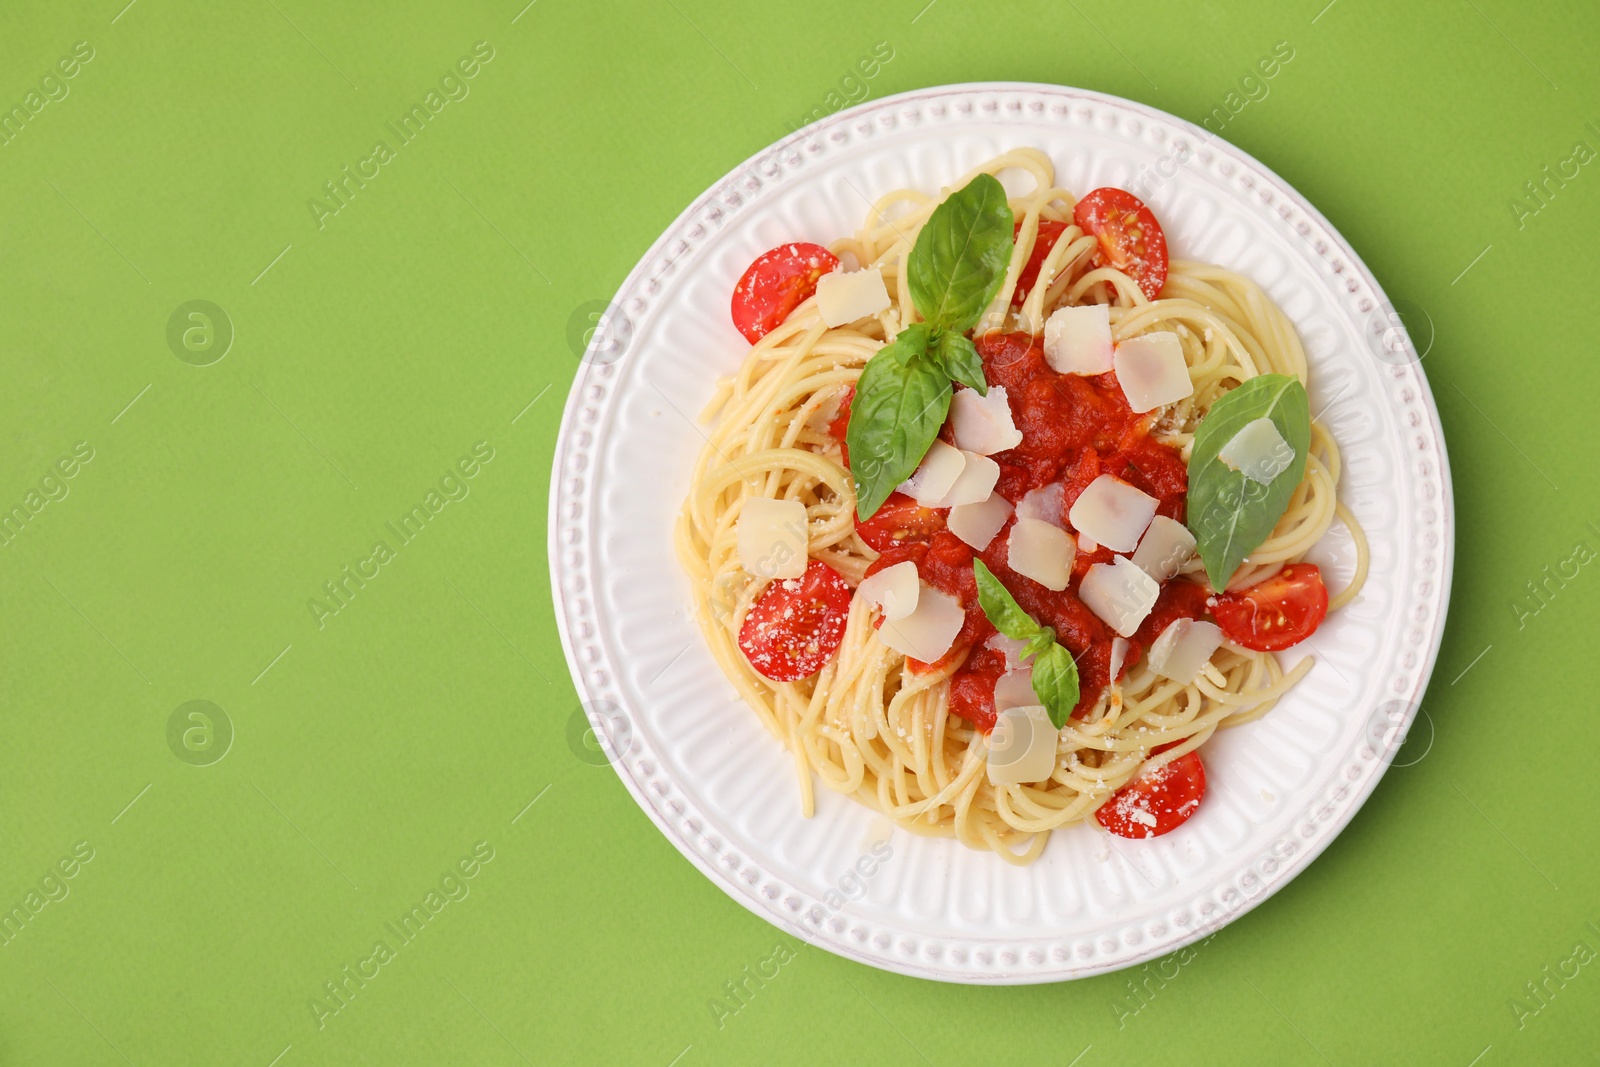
[676,148,1368,864]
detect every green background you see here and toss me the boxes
[1,0,1595,1063]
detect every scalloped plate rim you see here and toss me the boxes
[547,81,1455,984]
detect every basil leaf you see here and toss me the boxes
[1022,626,1056,661]
[930,329,988,396]
[973,560,1038,641]
[973,562,1080,728]
[908,173,1015,333]
[1029,641,1081,730]
[845,175,1010,519]
[1186,374,1311,590]
[847,323,949,520]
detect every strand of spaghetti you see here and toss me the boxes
[1022,228,1095,330]
[1066,266,1147,308]
[1327,499,1370,611]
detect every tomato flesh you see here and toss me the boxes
[913,531,990,672]
[1072,188,1169,301]
[855,493,946,553]
[1209,563,1329,652]
[898,331,1193,725]
[948,643,1006,732]
[862,543,929,581]
[1133,579,1210,649]
[1011,218,1069,308]
[737,560,852,681]
[731,242,839,344]
[1096,750,1206,838]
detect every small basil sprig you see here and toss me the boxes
[973,561,1080,729]
[847,173,1014,520]
[929,329,986,393]
[1186,373,1311,589]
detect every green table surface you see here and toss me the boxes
[2,0,1597,1063]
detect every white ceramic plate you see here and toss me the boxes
[548,83,1452,983]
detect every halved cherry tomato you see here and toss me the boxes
[826,386,854,442]
[827,386,854,466]
[1208,563,1329,652]
[1011,218,1069,308]
[730,242,839,344]
[1096,749,1206,839]
[854,493,946,553]
[737,560,852,681]
[1072,188,1168,301]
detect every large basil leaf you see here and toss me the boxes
[1186,374,1311,590]
[908,173,1015,333]
[845,175,1012,520]
[929,329,987,395]
[973,561,1080,729]
[847,323,949,520]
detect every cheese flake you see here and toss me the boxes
[948,492,1013,552]
[1146,619,1225,683]
[984,632,1031,669]
[949,385,1022,455]
[1108,636,1130,682]
[1007,518,1076,591]
[1218,416,1296,485]
[1068,475,1158,553]
[896,440,966,507]
[815,268,890,327]
[856,561,920,621]
[736,497,808,580]
[878,583,964,663]
[935,451,1000,508]
[1114,331,1193,413]
[1130,515,1197,582]
[1016,482,1067,528]
[1043,304,1114,375]
[993,668,1039,712]
[1079,557,1161,637]
[987,705,1059,785]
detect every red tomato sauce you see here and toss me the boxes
[865,331,1205,731]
